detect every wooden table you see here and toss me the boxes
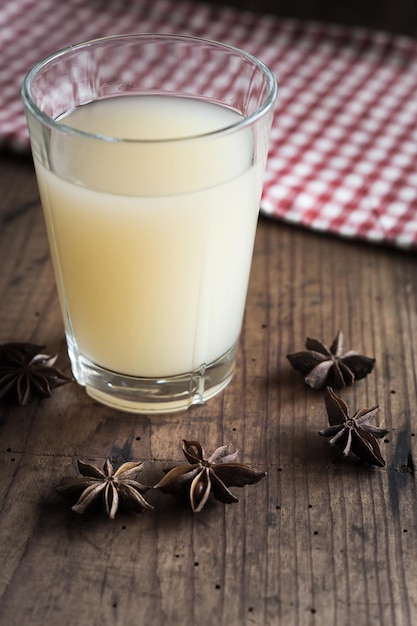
[1,151,417,626]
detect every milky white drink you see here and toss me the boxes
[34,95,262,382]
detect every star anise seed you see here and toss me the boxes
[0,342,72,405]
[287,330,375,390]
[154,439,266,513]
[57,459,153,518]
[318,387,388,467]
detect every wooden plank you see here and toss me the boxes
[1,154,417,625]
[194,0,417,36]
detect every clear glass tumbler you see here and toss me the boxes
[22,34,277,414]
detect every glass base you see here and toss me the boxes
[67,338,237,414]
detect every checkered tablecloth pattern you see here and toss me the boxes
[2,0,417,249]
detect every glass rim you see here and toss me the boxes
[21,32,277,144]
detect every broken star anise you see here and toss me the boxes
[0,342,72,405]
[56,459,153,519]
[287,330,375,390]
[318,387,388,467]
[154,439,266,513]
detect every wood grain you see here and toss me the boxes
[1,152,417,625]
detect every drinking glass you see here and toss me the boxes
[22,34,277,413]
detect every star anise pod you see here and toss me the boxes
[0,342,72,405]
[0,342,42,364]
[318,387,388,467]
[154,439,266,513]
[56,459,153,518]
[287,330,375,390]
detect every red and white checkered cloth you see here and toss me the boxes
[2,0,417,249]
